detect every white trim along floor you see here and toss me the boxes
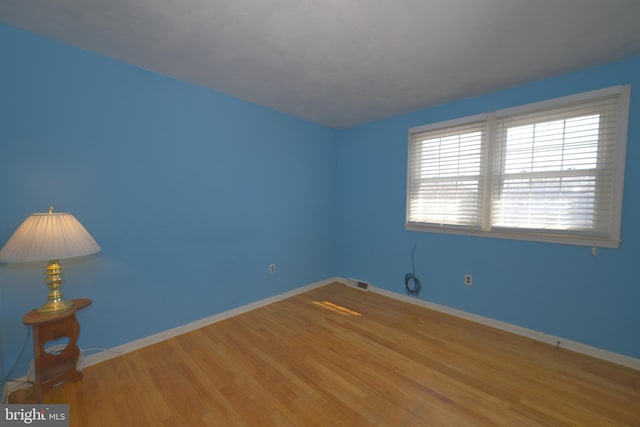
[4,276,638,402]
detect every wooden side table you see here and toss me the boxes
[23,298,92,402]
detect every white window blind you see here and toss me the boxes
[406,86,630,247]
[407,118,486,228]
[493,96,620,237]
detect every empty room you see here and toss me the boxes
[1,1,639,426]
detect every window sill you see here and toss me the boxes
[405,222,620,249]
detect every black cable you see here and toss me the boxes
[4,326,31,382]
[3,326,35,403]
[405,245,421,295]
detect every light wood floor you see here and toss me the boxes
[11,283,640,426]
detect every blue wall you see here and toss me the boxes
[335,56,640,359]
[1,23,639,380]
[0,24,336,375]
[0,291,4,391]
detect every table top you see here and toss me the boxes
[23,298,92,325]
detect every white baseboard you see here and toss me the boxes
[333,278,640,371]
[82,277,338,367]
[4,275,636,403]
[0,277,336,404]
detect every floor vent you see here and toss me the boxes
[346,278,370,291]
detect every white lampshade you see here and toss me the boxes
[0,212,101,263]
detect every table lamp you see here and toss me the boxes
[0,206,101,313]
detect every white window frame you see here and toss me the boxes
[406,86,630,248]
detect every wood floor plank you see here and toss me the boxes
[12,283,640,426]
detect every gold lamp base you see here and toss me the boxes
[37,299,73,313]
[36,259,73,313]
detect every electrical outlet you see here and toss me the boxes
[464,274,473,286]
[269,263,276,274]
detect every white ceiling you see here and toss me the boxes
[2,0,640,128]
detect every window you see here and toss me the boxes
[406,86,630,247]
